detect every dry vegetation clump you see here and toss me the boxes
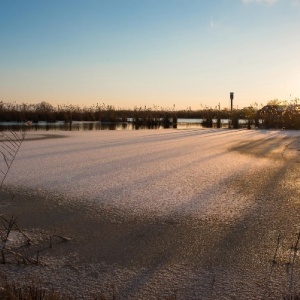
[0,276,63,300]
[0,276,126,300]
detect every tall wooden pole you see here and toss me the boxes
[230,92,234,111]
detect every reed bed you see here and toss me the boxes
[1,99,300,129]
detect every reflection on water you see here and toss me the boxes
[0,121,162,131]
[0,119,245,131]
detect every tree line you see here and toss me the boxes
[0,99,299,129]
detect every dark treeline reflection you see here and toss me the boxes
[1,100,300,130]
[0,121,177,131]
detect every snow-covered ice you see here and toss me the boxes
[5,129,299,220]
[1,128,300,299]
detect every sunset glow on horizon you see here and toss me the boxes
[1,0,299,110]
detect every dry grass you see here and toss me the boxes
[0,277,122,300]
[0,276,63,300]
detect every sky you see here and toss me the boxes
[0,0,299,110]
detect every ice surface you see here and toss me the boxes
[5,128,299,221]
[2,128,300,299]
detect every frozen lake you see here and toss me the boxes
[5,128,300,220]
[1,128,300,299]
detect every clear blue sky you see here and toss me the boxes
[1,0,299,110]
